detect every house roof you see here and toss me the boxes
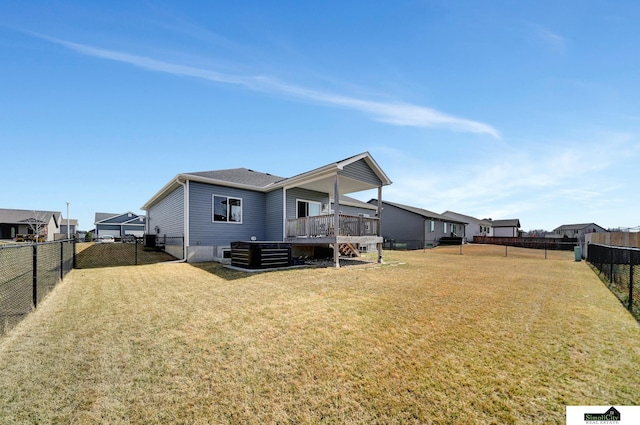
[370,200,467,224]
[552,223,605,232]
[441,210,493,226]
[61,219,78,226]
[186,168,285,189]
[331,195,378,211]
[95,212,146,225]
[0,208,61,226]
[142,152,392,210]
[490,219,521,228]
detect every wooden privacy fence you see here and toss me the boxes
[473,236,577,250]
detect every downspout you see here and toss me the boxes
[334,175,340,268]
[282,188,287,241]
[377,186,383,263]
[175,177,188,262]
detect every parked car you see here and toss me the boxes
[122,234,137,243]
[99,235,115,243]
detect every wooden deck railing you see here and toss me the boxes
[286,214,379,238]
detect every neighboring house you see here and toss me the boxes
[141,152,392,267]
[0,208,61,242]
[94,212,146,239]
[330,195,380,252]
[441,210,493,242]
[551,223,608,239]
[490,219,521,237]
[367,200,467,249]
[59,218,78,238]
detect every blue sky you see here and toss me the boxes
[2,1,639,232]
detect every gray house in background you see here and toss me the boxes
[94,212,146,239]
[551,223,608,239]
[141,152,392,267]
[0,208,61,242]
[441,210,493,242]
[58,218,79,239]
[367,200,467,249]
[490,219,521,237]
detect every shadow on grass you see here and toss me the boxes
[190,257,377,281]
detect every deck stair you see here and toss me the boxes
[338,243,360,257]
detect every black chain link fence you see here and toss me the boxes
[0,240,74,336]
[75,237,181,269]
[587,243,640,321]
[1,236,183,336]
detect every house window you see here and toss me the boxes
[451,224,456,234]
[297,199,321,217]
[443,222,447,233]
[430,220,435,232]
[213,195,242,223]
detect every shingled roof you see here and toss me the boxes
[185,168,285,189]
[371,200,467,223]
[0,208,60,225]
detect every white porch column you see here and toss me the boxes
[334,175,340,268]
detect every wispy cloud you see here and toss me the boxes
[530,24,567,52]
[378,134,639,227]
[34,33,500,139]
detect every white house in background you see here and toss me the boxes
[490,219,522,237]
[441,211,493,242]
[94,212,146,239]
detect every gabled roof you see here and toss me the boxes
[186,168,285,189]
[490,219,521,228]
[442,210,492,226]
[142,152,391,210]
[0,208,61,226]
[552,223,606,232]
[370,200,467,224]
[331,195,378,211]
[61,219,78,226]
[95,212,146,225]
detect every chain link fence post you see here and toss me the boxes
[32,243,37,308]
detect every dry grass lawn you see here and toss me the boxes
[0,245,639,424]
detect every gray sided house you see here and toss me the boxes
[490,219,521,237]
[94,212,146,239]
[441,211,493,242]
[57,218,79,240]
[552,223,608,239]
[0,208,61,242]
[367,200,467,249]
[141,152,392,267]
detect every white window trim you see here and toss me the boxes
[212,194,243,224]
[296,199,322,218]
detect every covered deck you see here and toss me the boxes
[286,213,382,245]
